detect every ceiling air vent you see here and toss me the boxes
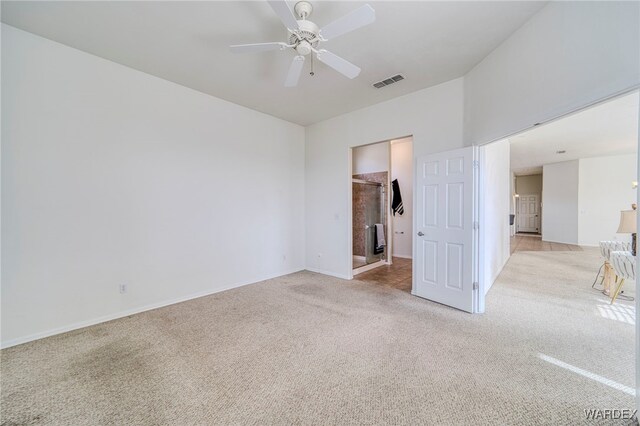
[373,74,404,89]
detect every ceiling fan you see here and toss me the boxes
[230,1,375,87]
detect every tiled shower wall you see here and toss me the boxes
[352,171,388,259]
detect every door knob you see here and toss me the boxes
[417,231,424,236]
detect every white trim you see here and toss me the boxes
[348,147,354,280]
[542,238,580,245]
[472,146,483,313]
[305,267,351,280]
[392,254,413,259]
[412,154,417,295]
[352,259,386,275]
[478,145,486,311]
[1,268,304,349]
[387,142,393,264]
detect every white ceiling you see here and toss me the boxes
[1,1,546,126]
[510,91,639,176]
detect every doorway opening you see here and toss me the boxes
[350,136,413,293]
[484,90,638,282]
[514,174,542,235]
[479,89,638,411]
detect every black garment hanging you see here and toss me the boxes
[391,179,404,216]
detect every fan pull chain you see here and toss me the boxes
[310,54,315,76]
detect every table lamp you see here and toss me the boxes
[617,209,637,255]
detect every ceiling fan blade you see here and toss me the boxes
[316,50,361,79]
[285,55,305,87]
[267,1,300,30]
[229,42,287,53]
[319,4,375,41]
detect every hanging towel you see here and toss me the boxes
[374,223,386,254]
[391,179,404,216]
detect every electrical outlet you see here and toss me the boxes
[119,284,127,294]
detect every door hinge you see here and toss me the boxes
[473,221,479,230]
[473,160,479,169]
[473,282,479,290]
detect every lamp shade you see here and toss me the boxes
[617,210,637,234]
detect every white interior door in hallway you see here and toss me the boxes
[517,194,540,233]
[413,146,480,313]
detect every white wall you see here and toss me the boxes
[352,142,389,175]
[464,1,640,145]
[390,138,413,259]
[540,155,637,246]
[578,154,637,246]
[306,79,464,278]
[1,25,306,347]
[542,161,580,244]
[480,140,511,294]
[515,175,543,195]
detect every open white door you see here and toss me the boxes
[413,146,479,313]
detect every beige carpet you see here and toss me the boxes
[1,249,635,425]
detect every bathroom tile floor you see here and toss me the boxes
[354,257,412,293]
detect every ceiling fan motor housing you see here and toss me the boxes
[289,19,319,55]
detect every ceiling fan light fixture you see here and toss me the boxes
[230,1,375,86]
[296,40,312,56]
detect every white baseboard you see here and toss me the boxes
[352,260,386,275]
[304,267,351,280]
[542,238,580,245]
[1,268,304,349]
[392,254,413,259]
